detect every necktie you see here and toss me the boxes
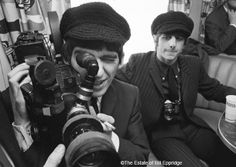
[91,97,99,114]
[167,67,178,101]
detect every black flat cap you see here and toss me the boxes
[60,2,130,45]
[151,11,194,38]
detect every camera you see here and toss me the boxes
[14,31,78,114]
[13,12,120,167]
[163,100,181,121]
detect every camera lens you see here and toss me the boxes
[65,131,120,167]
[34,60,56,86]
[60,53,120,167]
[62,114,121,167]
[78,151,104,166]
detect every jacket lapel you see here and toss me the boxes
[178,56,192,105]
[100,80,117,116]
[221,4,230,25]
[149,53,164,97]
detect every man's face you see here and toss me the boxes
[71,46,119,97]
[154,33,185,65]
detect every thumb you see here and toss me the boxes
[97,113,115,124]
[44,144,65,167]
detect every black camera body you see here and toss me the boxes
[163,99,181,121]
[14,31,50,63]
[14,31,79,115]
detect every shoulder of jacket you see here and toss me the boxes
[179,55,202,66]
[113,78,138,91]
[130,51,153,60]
[206,4,225,20]
[112,79,139,99]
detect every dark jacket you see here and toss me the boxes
[0,92,26,167]
[0,90,49,167]
[205,4,236,55]
[116,52,236,143]
[102,79,150,161]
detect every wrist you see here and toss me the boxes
[12,121,33,152]
[14,116,30,126]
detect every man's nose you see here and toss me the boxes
[169,36,177,49]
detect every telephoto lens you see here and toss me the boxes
[62,93,121,167]
[61,53,121,167]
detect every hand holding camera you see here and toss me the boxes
[7,63,31,125]
[97,113,119,152]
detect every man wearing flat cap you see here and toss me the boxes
[205,0,236,55]
[5,2,150,166]
[117,11,236,167]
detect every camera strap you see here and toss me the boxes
[176,63,182,105]
[166,63,182,105]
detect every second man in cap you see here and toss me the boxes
[117,11,236,167]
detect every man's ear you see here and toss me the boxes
[152,34,158,43]
[71,46,85,60]
[71,46,79,57]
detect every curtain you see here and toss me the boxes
[0,0,70,91]
[168,0,191,14]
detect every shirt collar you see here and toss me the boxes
[96,96,102,111]
[155,56,178,76]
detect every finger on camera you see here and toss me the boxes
[43,144,65,167]
[97,113,115,124]
[104,121,116,129]
[101,121,115,132]
[19,75,31,87]
[7,63,29,79]
[8,70,29,86]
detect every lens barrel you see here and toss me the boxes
[62,114,121,167]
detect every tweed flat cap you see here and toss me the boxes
[60,2,130,45]
[151,11,194,38]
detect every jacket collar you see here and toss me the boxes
[149,52,164,97]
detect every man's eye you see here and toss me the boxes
[100,55,118,62]
[101,57,116,62]
[163,35,171,40]
[176,36,184,41]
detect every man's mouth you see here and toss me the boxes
[94,79,106,87]
[166,50,177,53]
